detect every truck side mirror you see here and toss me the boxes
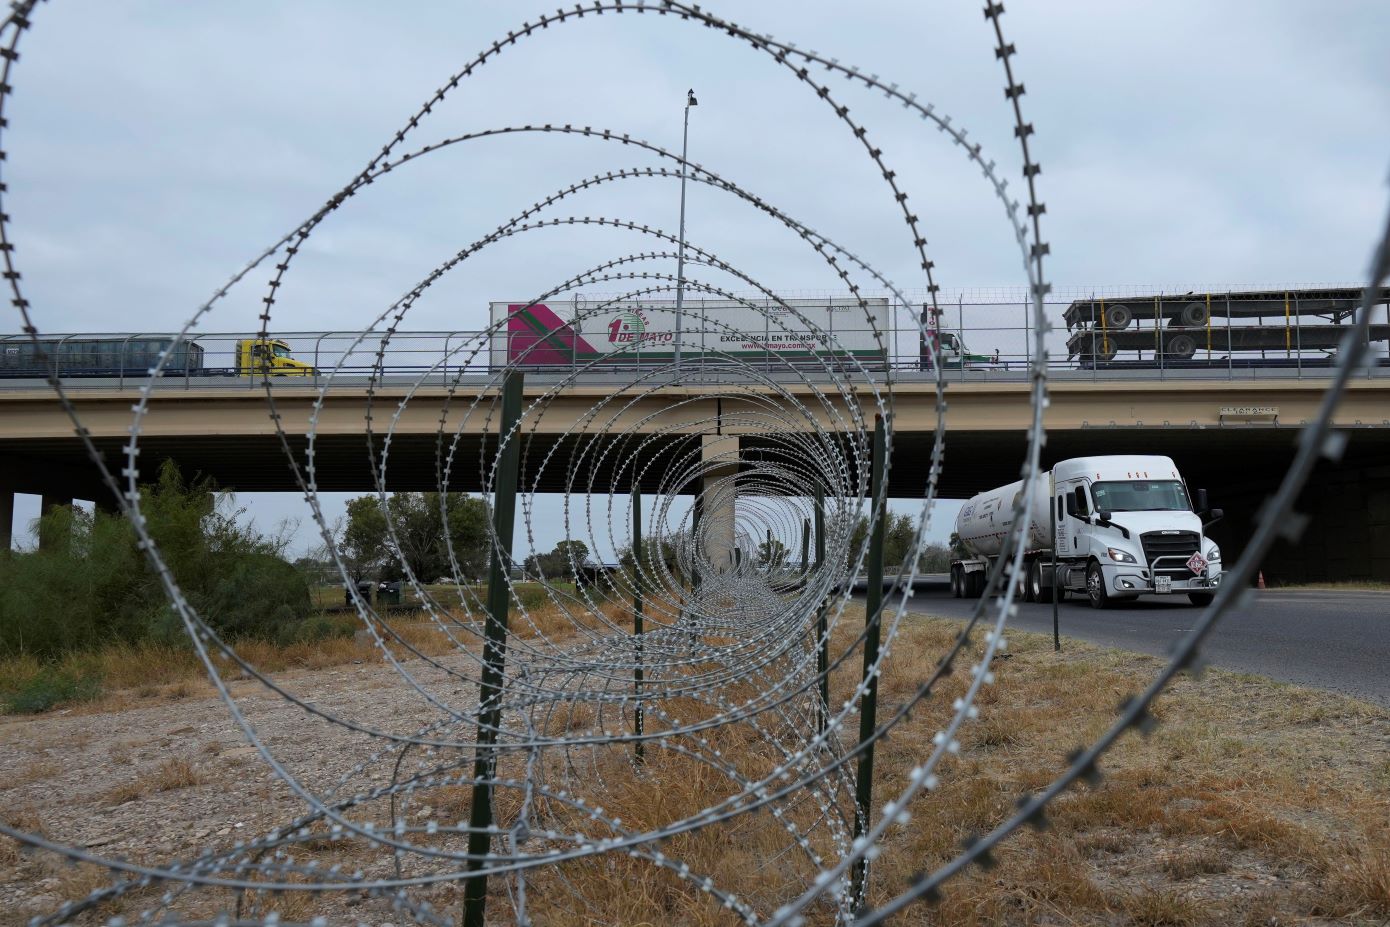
[1204,507,1224,529]
[1097,509,1112,523]
[1194,488,1209,514]
[1073,486,1090,518]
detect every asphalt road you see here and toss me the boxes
[855,584,1390,707]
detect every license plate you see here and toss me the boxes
[1155,575,1172,594]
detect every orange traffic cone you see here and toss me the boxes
[1257,571,1266,590]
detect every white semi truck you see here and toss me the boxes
[949,455,1224,608]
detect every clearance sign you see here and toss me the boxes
[489,298,889,368]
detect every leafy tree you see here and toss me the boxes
[616,533,684,586]
[554,539,590,571]
[340,491,490,584]
[757,537,788,570]
[341,496,388,581]
[916,543,954,572]
[523,539,590,581]
[845,512,947,573]
[846,511,915,570]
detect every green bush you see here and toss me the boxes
[273,611,358,646]
[0,461,313,660]
[1,665,101,714]
[512,583,551,611]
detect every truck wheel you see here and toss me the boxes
[1021,563,1037,603]
[950,566,963,598]
[1166,333,1197,360]
[1179,300,1209,327]
[1085,561,1113,609]
[1188,592,1215,607]
[1103,303,1132,330]
[1028,560,1053,604]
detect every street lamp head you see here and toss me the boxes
[687,89,698,107]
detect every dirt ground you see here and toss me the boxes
[2,615,1388,925]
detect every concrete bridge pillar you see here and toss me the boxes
[0,486,12,553]
[701,435,739,572]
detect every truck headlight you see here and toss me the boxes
[1207,545,1220,562]
[1106,547,1137,564]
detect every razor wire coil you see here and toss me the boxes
[1,3,1386,926]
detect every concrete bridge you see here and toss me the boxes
[2,374,1388,580]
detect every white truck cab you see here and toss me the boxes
[951,454,1224,608]
[1052,455,1222,607]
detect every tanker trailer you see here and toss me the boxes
[950,455,1225,609]
[950,475,1051,599]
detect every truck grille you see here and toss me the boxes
[1141,530,1201,577]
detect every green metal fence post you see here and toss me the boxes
[689,493,702,650]
[632,481,645,764]
[851,415,888,910]
[815,486,828,734]
[462,371,524,927]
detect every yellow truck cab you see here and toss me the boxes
[236,339,315,377]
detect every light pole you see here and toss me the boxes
[673,88,697,372]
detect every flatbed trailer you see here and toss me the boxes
[1063,286,1390,332]
[1067,323,1390,362]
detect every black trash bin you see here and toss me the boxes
[378,580,403,606]
[347,580,374,606]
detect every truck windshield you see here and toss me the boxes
[271,345,292,358]
[1090,480,1190,512]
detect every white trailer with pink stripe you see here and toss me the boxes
[950,454,1225,609]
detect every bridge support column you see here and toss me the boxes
[701,435,739,572]
[0,486,12,554]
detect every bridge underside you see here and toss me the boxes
[5,424,1386,493]
[4,425,1388,582]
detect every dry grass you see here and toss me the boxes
[99,756,205,805]
[476,611,1390,925]
[1312,843,1390,918]
[151,756,205,792]
[0,600,641,718]
[1161,846,1230,880]
[5,608,1389,926]
[13,758,61,785]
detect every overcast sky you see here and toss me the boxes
[7,2,1388,557]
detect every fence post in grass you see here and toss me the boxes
[1051,471,1061,652]
[800,517,811,582]
[632,480,645,764]
[815,485,828,734]
[850,415,888,910]
[689,492,702,651]
[462,369,524,927]
[691,492,702,596]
